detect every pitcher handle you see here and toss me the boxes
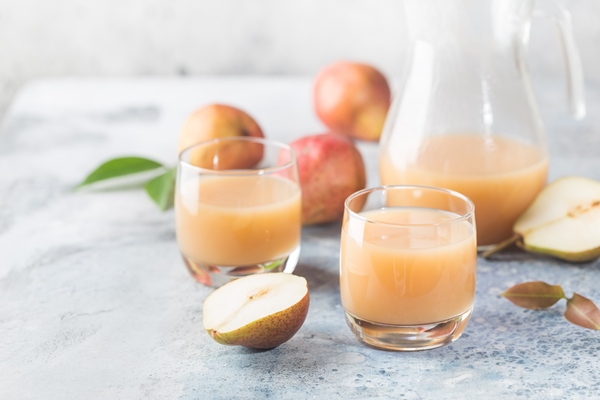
[535,2,586,119]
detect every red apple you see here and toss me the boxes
[178,104,265,170]
[290,133,366,225]
[313,62,391,141]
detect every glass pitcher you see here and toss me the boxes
[379,0,585,247]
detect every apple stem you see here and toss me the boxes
[481,234,520,259]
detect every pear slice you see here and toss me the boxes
[513,176,600,262]
[202,273,309,349]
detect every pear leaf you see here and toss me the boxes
[144,167,177,211]
[564,293,600,331]
[501,281,566,309]
[76,156,164,188]
[263,259,284,272]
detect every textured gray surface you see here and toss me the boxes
[0,77,599,399]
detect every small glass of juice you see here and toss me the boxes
[175,137,301,287]
[340,185,477,351]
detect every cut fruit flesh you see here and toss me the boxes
[514,176,600,234]
[514,176,600,262]
[202,273,309,349]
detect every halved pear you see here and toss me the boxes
[202,273,309,349]
[513,176,600,262]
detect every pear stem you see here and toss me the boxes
[481,234,520,259]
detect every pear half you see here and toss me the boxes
[513,176,600,262]
[202,273,309,349]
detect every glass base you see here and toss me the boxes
[477,244,494,252]
[344,308,472,351]
[182,245,300,287]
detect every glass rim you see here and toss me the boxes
[344,184,476,227]
[178,136,297,175]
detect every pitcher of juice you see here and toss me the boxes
[379,0,585,246]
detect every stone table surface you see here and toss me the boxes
[1,77,599,400]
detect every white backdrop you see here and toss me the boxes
[0,0,598,114]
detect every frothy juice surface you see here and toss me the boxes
[340,207,477,325]
[380,134,548,246]
[176,175,301,266]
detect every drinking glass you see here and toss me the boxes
[340,185,477,351]
[176,137,301,287]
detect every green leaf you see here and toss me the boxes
[263,259,284,271]
[76,157,164,188]
[501,281,566,309]
[565,293,600,331]
[144,167,177,211]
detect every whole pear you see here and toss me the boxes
[313,62,391,141]
[179,104,264,170]
[290,133,366,225]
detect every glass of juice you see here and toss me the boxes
[175,137,301,287]
[340,185,477,351]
